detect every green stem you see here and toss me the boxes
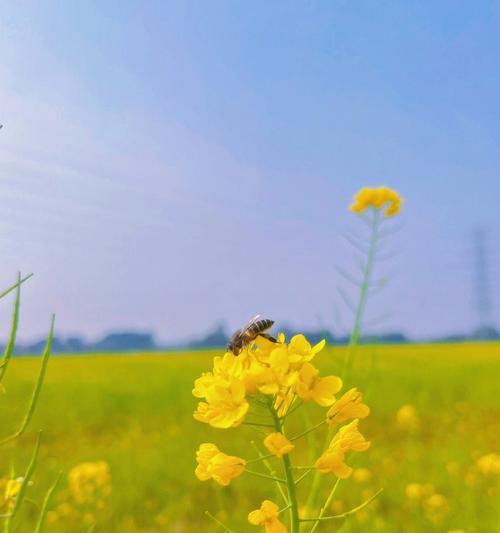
[0,316,55,445]
[205,511,237,533]
[304,425,333,516]
[295,468,313,485]
[0,274,33,302]
[308,477,341,533]
[302,488,383,522]
[250,441,289,506]
[290,419,326,442]
[268,401,300,533]
[0,274,22,383]
[245,469,287,484]
[342,208,380,385]
[34,472,62,533]
[242,421,275,428]
[5,433,42,533]
[246,452,276,465]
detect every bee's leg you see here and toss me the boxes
[258,333,278,343]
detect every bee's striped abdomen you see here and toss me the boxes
[249,319,274,335]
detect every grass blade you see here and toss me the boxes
[0,274,33,301]
[0,316,55,445]
[0,274,22,383]
[34,472,61,533]
[4,432,41,533]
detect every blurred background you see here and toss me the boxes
[1,3,500,533]
[1,1,499,349]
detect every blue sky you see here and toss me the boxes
[0,1,499,342]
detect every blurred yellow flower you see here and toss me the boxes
[396,404,420,431]
[352,467,372,484]
[476,453,500,476]
[195,443,246,486]
[405,482,435,500]
[4,477,24,509]
[424,493,449,524]
[350,186,402,217]
[263,432,295,458]
[295,363,342,406]
[314,419,370,478]
[248,500,287,533]
[68,461,111,505]
[326,388,370,425]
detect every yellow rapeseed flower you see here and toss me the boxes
[476,452,500,476]
[396,404,420,432]
[193,378,249,428]
[314,419,370,478]
[68,461,111,505]
[286,335,326,366]
[263,432,295,458]
[405,482,435,500]
[423,493,449,524]
[4,477,24,509]
[295,363,342,406]
[352,467,372,484]
[195,443,246,486]
[248,500,287,533]
[350,186,402,217]
[326,388,370,425]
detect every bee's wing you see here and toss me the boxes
[243,314,262,330]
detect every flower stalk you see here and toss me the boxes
[268,400,300,533]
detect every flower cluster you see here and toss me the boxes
[193,332,373,531]
[350,186,403,217]
[193,333,339,429]
[406,483,449,525]
[476,453,500,476]
[68,461,111,505]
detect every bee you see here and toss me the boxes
[228,314,277,355]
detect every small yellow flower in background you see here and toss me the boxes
[68,461,111,506]
[476,453,500,476]
[263,432,295,458]
[248,500,287,533]
[396,404,420,432]
[295,362,342,406]
[423,493,449,524]
[447,530,467,533]
[350,186,403,217]
[327,388,370,425]
[314,419,370,478]
[405,482,435,500]
[3,477,28,510]
[195,443,246,486]
[352,467,372,484]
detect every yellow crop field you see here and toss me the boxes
[1,342,498,532]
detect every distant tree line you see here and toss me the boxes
[4,324,499,356]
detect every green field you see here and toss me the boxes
[1,343,499,532]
